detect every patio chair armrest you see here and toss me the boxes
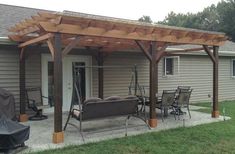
[42,96,49,99]
[42,96,54,107]
[72,108,82,112]
[27,99,37,108]
[28,98,35,102]
[72,108,83,119]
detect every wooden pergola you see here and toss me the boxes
[8,11,227,144]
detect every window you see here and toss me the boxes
[232,59,235,77]
[164,57,174,76]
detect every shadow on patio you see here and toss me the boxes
[21,105,229,153]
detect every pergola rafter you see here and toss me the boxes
[9,12,227,50]
[8,11,227,144]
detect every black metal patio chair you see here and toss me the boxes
[176,86,191,95]
[156,90,176,121]
[173,89,193,119]
[26,87,53,120]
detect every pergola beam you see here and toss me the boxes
[39,22,226,46]
[203,45,216,63]
[47,38,55,59]
[62,36,80,56]
[155,44,168,63]
[18,33,54,48]
[135,40,152,60]
[156,50,166,63]
[18,26,40,36]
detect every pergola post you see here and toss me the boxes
[149,41,158,127]
[203,45,220,118]
[97,51,104,99]
[135,40,158,128]
[52,33,64,143]
[19,48,28,122]
[212,46,219,118]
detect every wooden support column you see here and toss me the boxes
[52,33,64,143]
[135,40,158,128]
[212,46,219,118]
[149,41,158,127]
[97,52,104,99]
[204,45,220,118]
[19,48,28,122]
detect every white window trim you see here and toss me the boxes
[163,56,180,77]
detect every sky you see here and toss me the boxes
[0,0,222,22]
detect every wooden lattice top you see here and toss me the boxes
[8,11,228,51]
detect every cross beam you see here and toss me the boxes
[18,33,54,48]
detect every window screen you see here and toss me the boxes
[165,58,174,75]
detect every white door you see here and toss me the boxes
[41,54,92,113]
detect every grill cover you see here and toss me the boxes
[0,88,16,120]
[0,116,30,149]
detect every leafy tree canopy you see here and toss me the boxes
[139,0,235,41]
[138,15,153,23]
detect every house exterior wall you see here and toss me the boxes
[93,52,235,103]
[0,45,41,114]
[0,46,20,112]
[0,45,234,115]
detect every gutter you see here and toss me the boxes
[0,37,17,45]
[167,47,235,57]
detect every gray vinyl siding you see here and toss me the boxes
[92,52,149,98]
[25,51,41,88]
[22,51,235,104]
[0,46,20,113]
[95,53,235,103]
[218,57,235,101]
[0,45,235,115]
[0,46,41,115]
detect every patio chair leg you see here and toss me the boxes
[187,107,191,119]
[63,112,72,131]
[172,107,176,120]
[161,109,164,122]
[79,121,85,142]
[143,103,147,122]
[178,108,180,120]
[125,115,131,137]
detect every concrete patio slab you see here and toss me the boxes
[20,106,230,153]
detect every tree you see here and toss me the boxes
[158,11,202,29]
[138,15,153,23]
[158,0,235,41]
[197,4,220,31]
[217,0,235,41]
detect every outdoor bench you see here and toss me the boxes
[63,96,150,140]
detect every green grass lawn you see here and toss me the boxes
[34,101,235,154]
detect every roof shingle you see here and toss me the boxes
[0,4,51,36]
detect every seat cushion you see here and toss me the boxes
[104,96,121,101]
[124,95,137,99]
[83,97,102,105]
[37,104,50,110]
